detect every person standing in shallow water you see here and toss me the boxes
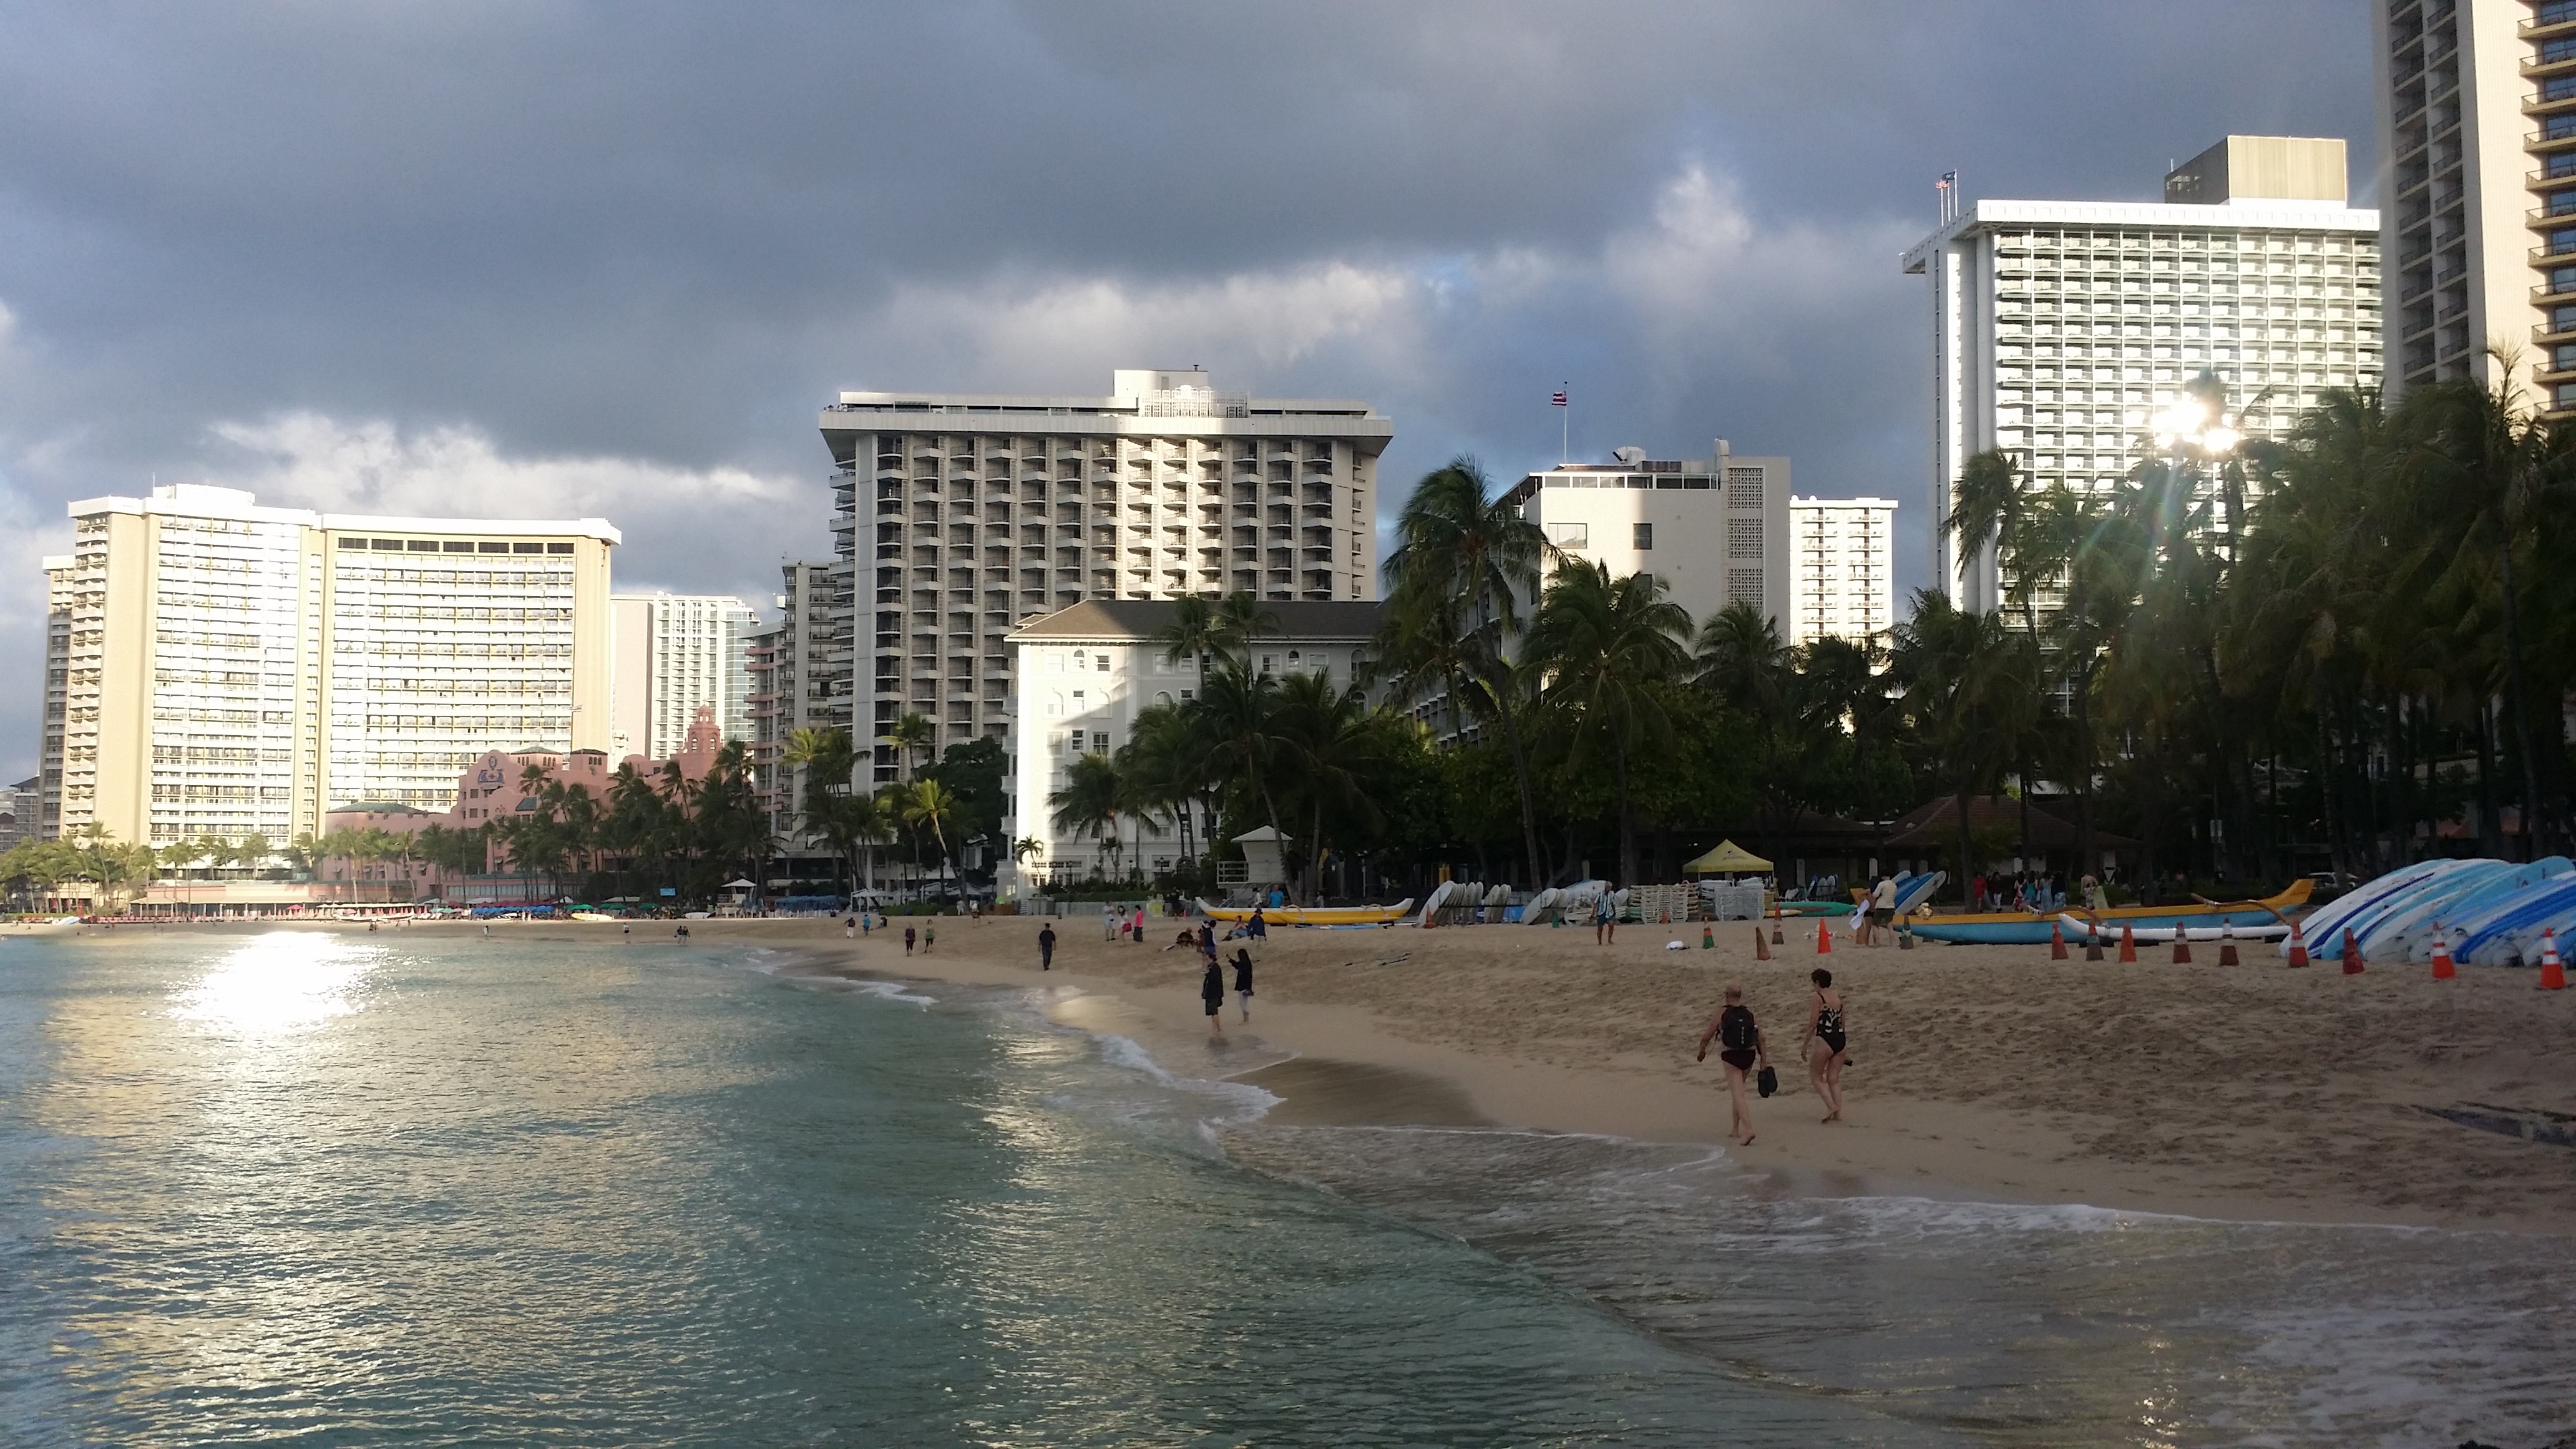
[1038,923,1056,971]
[1232,947,1254,1023]
[1805,967,1848,1124]
[1201,955,1226,1037]
[1695,983,1769,1146]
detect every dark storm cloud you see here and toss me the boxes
[0,1,2375,778]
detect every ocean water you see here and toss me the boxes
[0,932,2565,1448]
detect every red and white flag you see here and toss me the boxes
[1551,390,1568,407]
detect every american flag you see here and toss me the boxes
[1937,171,1956,194]
[1551,390,1568,407]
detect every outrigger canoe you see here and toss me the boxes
[1194,899,1415,928]
[1906,879,2312,945]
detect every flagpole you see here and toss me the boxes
[1560,381,1568,464]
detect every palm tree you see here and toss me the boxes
[1526,560,1692,884]
[2399,360,2565,857]
[1194,661,1289,834]
[1695,600,1800,867]
[1380,456,1550,887]
[1889,592,2017,900]
[1048,752,1125,878]
[882,713,935,783]
[901,778,960,893]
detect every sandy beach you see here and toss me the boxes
[52,911,2576,1234]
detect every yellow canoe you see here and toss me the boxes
[1194,898,1417,927]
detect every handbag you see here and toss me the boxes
[1755,1064,1778,1098]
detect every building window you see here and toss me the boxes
[1727,519,1764,559]
[1544,521,1589,549]
[1725,467,1765,507]
[1091,731,1109,751]
[1632,522,1652,550]
[1727,568,1764,606]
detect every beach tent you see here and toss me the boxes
[1682,840,1771,875]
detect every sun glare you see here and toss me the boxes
[171,932,381,1036]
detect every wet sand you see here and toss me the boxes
[74,912,2576,1232]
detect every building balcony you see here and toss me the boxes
[2535,284,2576,307]
[2527,205,2576,229]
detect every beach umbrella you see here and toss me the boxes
[1682,840,1772,875]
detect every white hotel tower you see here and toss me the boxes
[1903,136,2381,611]
[817,369,1391,784]
[41,484,615,852]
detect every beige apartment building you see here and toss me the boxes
[1502,442,1792,636]
[817,368,1391,785]
[2376,0,2576,414]
[46,484,617,856]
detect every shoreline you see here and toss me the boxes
[29,914,2575,1234]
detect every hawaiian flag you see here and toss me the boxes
[1551,390,1568,407]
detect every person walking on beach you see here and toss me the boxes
[1594,888,1617,945]
[1201,954,1226,1037]
[922,922,935,954]
[1805,968,1848,1123]
[1038,923,1056,971]
[1869,874,1898,946]
[1232,947,1254,1023]
[1198,919,1217,965]
[903,924,916,956]
[1695,983,1770,1146]
[844,915,856,940]
[1103,902,1119,942]
[1247,907,1267,942]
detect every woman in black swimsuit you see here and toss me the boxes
[1695,983,1769,1146]
[1806,967,1848,1123]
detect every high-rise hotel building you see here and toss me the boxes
[2376,0,2576,412]
[816,369,1390,784]
[44,484,615,852]
[1787,495,1899,647]
[609,592,760,761]
[1903,136,2381,610]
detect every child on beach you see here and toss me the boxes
[1695,984,1769,1146]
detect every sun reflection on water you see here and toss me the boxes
[170,931,381,1035]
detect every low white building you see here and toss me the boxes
[1786,496,1899,647]
[1504,442,1792,638]
[1004,598,1382,893]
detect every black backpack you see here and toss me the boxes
[1719,1006,1757,1051]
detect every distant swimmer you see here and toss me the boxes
[1695,983,1769,1147]
[1038,923,1056,971]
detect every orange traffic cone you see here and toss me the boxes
[2083,928,2104,962]
[2118,923,2137,964]
[2539,929,2566,991]
[2172,932,2193,964]
[2430,927,2456,981]
[2049,919,2068,960]
[2286,919,2310,968]
[1815,919,1832,955]
[2341,929,2364,975]
[1754,925,1770,960]
[2217,920,2239,967]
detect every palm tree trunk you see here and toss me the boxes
[1491,685,1544,892]
[2499,538,2540,862]
[1613,735,1637,886]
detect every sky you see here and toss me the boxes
[0,0,2377,783]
